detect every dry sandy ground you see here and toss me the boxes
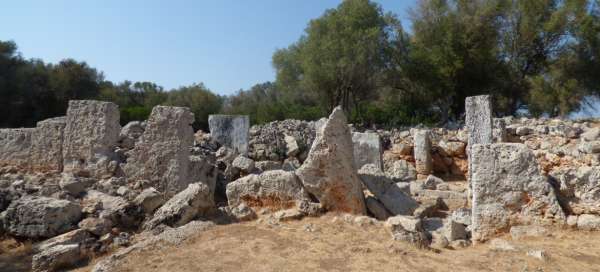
[68,215,600,272]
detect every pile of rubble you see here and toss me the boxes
[1,96,600,271]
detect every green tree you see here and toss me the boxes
[273,0,400,116]
[166,83,223,130]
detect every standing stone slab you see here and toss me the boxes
[208,115,249,155]
[470,143,565,243]
[413,129,432,179]
[465,95,493,147]
[352,132,383,170]
[296,107,366,214]
[0,128,35,169]
[124,106,200,197]
[62,100,120,178]
[30,117,66,173]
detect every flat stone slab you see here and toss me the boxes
[465,95,493,147]
[208,115,249,155]
[470,143,565,243]
[352,132,382,170]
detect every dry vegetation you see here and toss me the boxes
[68,215,600,272]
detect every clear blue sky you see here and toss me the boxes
[1,0,416,95]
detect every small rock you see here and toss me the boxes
[59,174,87,196]
[232,155,255,173]
[510,225,549,239]
[78,217,113,236]
[133,187,165,214]
[450,208,471,226]
[526,249,548,261]
[423,175,444,190]
[450,239,470,249]
[32,244,83,272]
[284,135,300,157]
[577,214,600,230]
[489,238,518,252]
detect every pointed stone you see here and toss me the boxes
[296,107,366,214]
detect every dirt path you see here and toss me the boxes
[79,215,600,272]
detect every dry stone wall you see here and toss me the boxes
[62,100,120,178]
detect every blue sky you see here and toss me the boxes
[1,0,416,95]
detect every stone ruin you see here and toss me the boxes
[2,97,600,271]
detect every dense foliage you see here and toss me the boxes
[2,0,600,129]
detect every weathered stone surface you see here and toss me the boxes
[221,203,257,222]
[385,160,416,182]
[296,107,366,214]
[465,95,493,147]
[226,170,310,210]
[358,164,417,216]
[0,128,34,169]
[443,219,467,241]
[581,127,600,141]
[124,106,209,197]
[352,132,383,170]
[255,161,282,172]
[365,196,390,220]
[413,129,432,178]
[423,175,444,190]
[231,155,255,174]
[34,229,90,252]
[83,190,140,227]
[62,100,120,178]
[438,140,466,158]
[59,174,87,196]
[577,214,600,230]
[284,134,300,157]
[32,244,83,272]
[30,117,66,172]
[510,225,549,239]
[5,196,82,238]
[470,143,566,243]
[551,166,600,214]
[133,187,165,214]
[451,208,472,226]
[78,217,113,236]
[120,121,144,140]
[385,215,429,248]
[144,183,214,230]
[208,115,249,155]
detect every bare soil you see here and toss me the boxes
[76,215,600,272]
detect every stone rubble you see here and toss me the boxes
[3,96,600,271]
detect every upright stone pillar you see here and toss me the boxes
[62,100,120,178]
[470,143,565,243]
[352,132,383,170]
[413,129,432,179]
[208,115,249,155]
[296,107,366,214]
[30,117,66,173]
[124,106,204,197]
[465,95,493,147]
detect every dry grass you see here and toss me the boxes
[75,215,600,272]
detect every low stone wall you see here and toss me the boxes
[0,128,35,170]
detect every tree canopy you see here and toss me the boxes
[2,0,600,130]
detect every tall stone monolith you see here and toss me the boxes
[296,107,366,214]
[62,100,120,178]
[208,115,249,155]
